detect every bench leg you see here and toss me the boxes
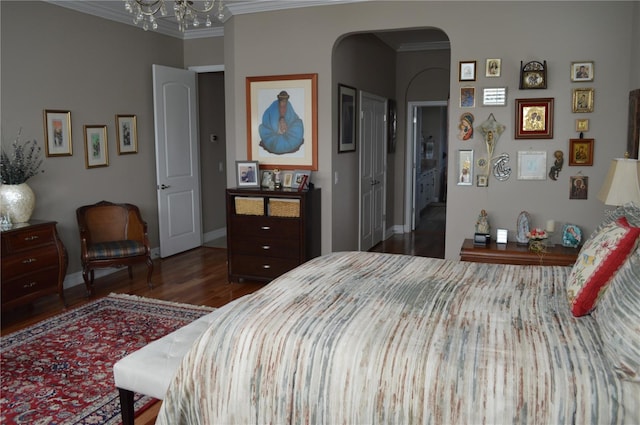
[118,387,135,425]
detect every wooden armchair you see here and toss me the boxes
[76,201,153,295]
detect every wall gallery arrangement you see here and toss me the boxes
[43,109,138,169]
[456,58,596,201]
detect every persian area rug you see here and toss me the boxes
[1,293,214,425]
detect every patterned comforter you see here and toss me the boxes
[157,252,639,424]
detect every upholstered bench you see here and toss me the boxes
[113,310,218,425]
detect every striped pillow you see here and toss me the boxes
[566,217,640,316]
[593,249,640,381]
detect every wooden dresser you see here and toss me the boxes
[1,220,68,309]
[226,187,321,282]
[459,238,579,266]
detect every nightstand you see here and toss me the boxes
[460,238,579,266]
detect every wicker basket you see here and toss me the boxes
[270,199,300,217]
[235,197,264,216]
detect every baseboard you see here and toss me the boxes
[204,227,226,243]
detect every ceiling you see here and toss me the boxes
[45,0,450,50]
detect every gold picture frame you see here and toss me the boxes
[84,125,109,168]
[572,88,594,113]
[575,118,589,132]
[43,109,73,157]
[515,98,554,139]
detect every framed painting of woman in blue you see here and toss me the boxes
[246,74,318,171]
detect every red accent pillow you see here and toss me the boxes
[566,217,640,316]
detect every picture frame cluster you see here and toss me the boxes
[43,109,138,169]
[456,58,597,199]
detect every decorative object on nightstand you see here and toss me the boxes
[496,229,508,244]
[562,224,582,248]
[516,211,531,245]
[474,209,491,246]
[0,130,44,223]
[520,60,547,89]
[526,228,548,253]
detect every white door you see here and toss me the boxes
[359,92,386,251]
[152,64,202,258]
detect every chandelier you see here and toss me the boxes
[123,0,225,32]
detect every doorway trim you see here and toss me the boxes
[404,100,447,233]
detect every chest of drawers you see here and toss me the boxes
[1,220,68,309]
[226,188,321,282]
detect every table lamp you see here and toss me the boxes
[597,153,640,207]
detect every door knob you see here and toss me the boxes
[160,184,171,190]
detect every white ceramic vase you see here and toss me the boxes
[0,183,36,223]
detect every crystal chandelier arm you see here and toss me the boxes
[183,0,216,14]
[129,0,165,17]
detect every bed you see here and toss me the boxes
[157,205,640,424]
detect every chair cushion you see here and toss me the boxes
[87,240,147,260]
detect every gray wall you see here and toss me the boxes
[1,1,183,283]
[222,1,639,258]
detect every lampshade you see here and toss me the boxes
[597,157,640,206]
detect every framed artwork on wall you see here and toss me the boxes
[485,59,501,77]
[570,61,594,82]
[572,88,594,113]
[460,87,475,108]
[246,73,318,170]
[338,84,356,153]
[457,149,474,186]
[570,175,588,199]
[515,98,554,139]
[116,114,138,154]
[84,125,108,168]
[43,109,73,157]
[575,118,589,132]
[517,150,547,180]
[569,138,594,166]
[459,61,476,81]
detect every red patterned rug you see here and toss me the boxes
[1,293,214,425]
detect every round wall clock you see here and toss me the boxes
[520,60,547,89]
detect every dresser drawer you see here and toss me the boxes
[230,255,299,279]
[1,246,60,280]
[1,267,59,301]
[2,226,55,253]
[230,215,300,239]
[229,236,300,258]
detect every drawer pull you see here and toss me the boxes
[22,258,38,264]
[260,226,271,230]
[262,245,271,250]
[262,264,271,269]
[24,235,40,241]
[23,281,37,289]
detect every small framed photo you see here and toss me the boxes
[575,118,589,132]
[572,88,594,113]
[338,84,357,153]
[569,138,594,166]
[236,160,259,188]
[482,87,507,106]
[43,109,73,157]
[517,150,547,180]
[291,169,311,190]
[261,170,273,187]
[570,175,589,200]
[116,114,138,154]
[459,61,476,81]
[460,87,475,108]
[458,149,474,186]
[570,61,594,82]
[282,171,294,188]
[477,175,488,187]
[485,59,501,77]
[84,125,109,168]
[515,98,554,139]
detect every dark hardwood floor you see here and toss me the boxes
[0,203,445,424]
[370,202,446,258]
